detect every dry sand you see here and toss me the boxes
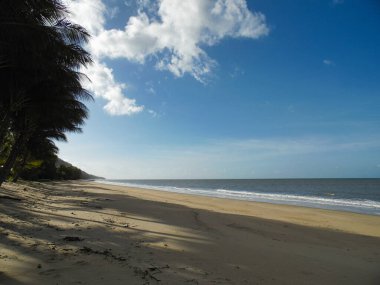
[0,180,379,284]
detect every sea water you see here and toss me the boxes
[97,179,380,215]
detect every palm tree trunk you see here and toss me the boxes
[0,132,25,186]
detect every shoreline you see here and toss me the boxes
[94,179,380,217]
[95,179,380,217]
[1,180,380,284]
[94,181,380,238]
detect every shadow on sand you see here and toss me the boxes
[0,180,380,284]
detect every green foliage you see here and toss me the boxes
[18,156,56,181]
[56,165,82,180]
[17,156,87,181]
[25,160,43,169]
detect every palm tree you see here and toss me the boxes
[0,0,92,185]
[0,0,68,141]
[12,134,61,182]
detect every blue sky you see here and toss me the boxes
[58,0,380,179]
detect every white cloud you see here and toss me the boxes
[148,109,159,117]
[89,0,269,82]
[67,0,106,35]
[84,59,144,116]
[66,0,268,114]
[66,0,144,116]
[147,87,156,94]
[323,59,335,66]
[83,62,144,115]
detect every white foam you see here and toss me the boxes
[95,180,380,215]
[215,189,380,210]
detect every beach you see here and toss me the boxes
[0,181,379,284]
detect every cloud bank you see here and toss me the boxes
[67,0,269,115]
[59,135,380,179]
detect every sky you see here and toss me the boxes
[57,0,380,179]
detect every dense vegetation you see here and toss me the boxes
[0,0,93,185]
[18,157,102,181]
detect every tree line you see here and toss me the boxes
[0,0,93,185]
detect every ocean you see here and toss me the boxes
[97,179,380,215]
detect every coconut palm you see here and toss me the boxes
[0,0,92,185]
[12,134,61,182]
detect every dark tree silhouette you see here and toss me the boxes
[0,0,92,185]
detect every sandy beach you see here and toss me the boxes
[0,181,379,284]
